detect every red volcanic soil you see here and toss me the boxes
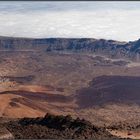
[76,75,140,108]
[0,84,74,118]
[0,90,72,103]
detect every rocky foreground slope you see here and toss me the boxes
[3,113,118,139]
[0,36,140,61]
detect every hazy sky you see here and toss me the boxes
[0,1,140,41]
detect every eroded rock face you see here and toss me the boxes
[0,36,140,61]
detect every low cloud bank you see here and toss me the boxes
[0,2,140,41]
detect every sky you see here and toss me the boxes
[0,1,140,41]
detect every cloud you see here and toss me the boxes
[0,2,140,41]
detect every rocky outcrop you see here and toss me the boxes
[5,113,117,139]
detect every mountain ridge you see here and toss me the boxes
[0,36,140,61]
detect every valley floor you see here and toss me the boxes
[0,51,139,139]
